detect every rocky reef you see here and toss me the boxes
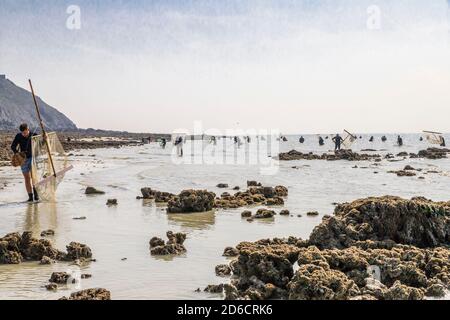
[167,190,216,213]
[279,148,450,162]
[59,288,111,300]
[214,185,288,209]
[0,231,92,264]
[309,196,449,249]
[279,149,381,161]
[149,231,187,255]
[417,148,450,160]
[138,184,289,213]
[216,196,450,300]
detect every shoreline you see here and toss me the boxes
[0,131,171,166]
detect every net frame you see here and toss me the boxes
[423,131,444,145]
[31,132,72,201]
[342,130,357,149]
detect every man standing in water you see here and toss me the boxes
[174,136,183,157]
[332,134,344,151]
[10,123,39,202]
[397,135,403,146]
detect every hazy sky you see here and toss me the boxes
[1,0,449,133]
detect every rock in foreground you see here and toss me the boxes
[59,288,111,300]
[309,196,450,249]
[218,196,450,300]
[0,232,93,264]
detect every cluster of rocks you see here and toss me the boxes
[215,186,288,209]
[137,184,288,213]
[279,150,381,162]
[167,190,216,213]
[214,196,450,300]
[310,196,449,249]
[45,271,93,291]
[241,209,292,221]
[59,288,111,300]
[138,187,175,202]
[149,231,187,255]
[279,148,450,162]
[0,231,92,264]
[106,199,118,206]
[416,148,450,160]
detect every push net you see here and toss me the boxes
[31,132,72,201]
[424,131,444,145]
[342,130,357,149]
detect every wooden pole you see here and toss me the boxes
[423,130,442,135]
[28,79,57,177]
[344,129,356,139]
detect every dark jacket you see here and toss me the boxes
[11,133,37,159]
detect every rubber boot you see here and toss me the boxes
[33,187,39,202]
[27,193,34,202]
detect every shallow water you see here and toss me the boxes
[0,133,449,300]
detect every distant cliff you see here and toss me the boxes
[0,75,77,131]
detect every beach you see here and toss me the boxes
[0,133,449,300]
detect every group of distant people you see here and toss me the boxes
[297,134,446,150]
[152,132,446,160]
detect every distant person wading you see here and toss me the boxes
[174,136,184,157]
[318,136,324,146]
[10,123,39,202]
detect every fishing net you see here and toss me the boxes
[342,131,357,149]
[424,132,443,145]
[31,132,72,201]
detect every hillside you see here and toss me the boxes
[0,75,77,131]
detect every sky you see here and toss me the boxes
[0,0,449,133]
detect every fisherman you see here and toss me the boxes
[318,136,325,146]
[160,138,167,149]
[397,135,403,146]
[332,134,344,151]
[440,136,446,147]
[174,136,183,157]
[369,136,374,142]
[10,123,39,202]
[381,136,387,142]
[299,136,305,144]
